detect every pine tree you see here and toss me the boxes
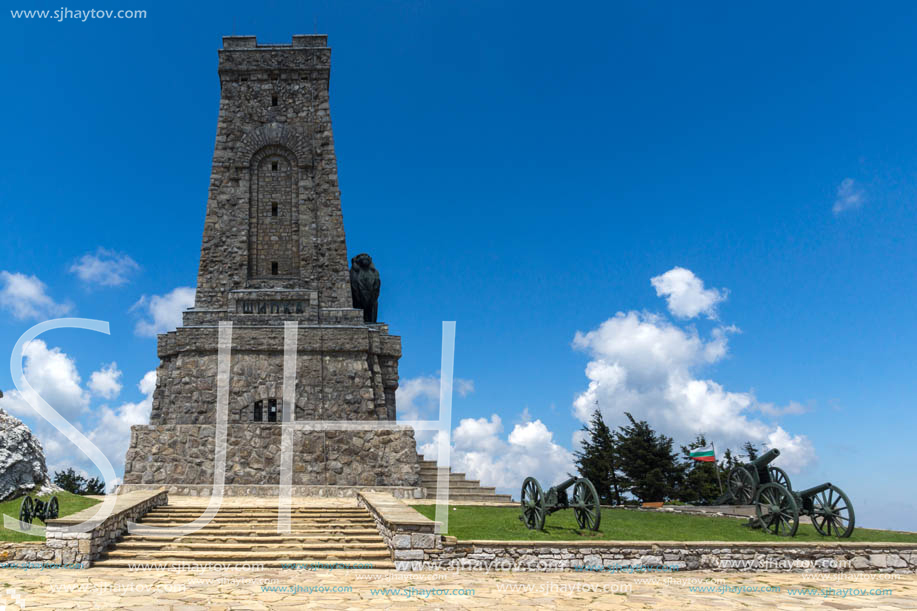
[742,441,759,461]
[615,413,684,502]
[574,408,623,505]
[52,468,106,495]
[83,477,106,495]
[53,468,86,494]
[720,447,740,472]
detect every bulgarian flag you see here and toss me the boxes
[690,447,716,462]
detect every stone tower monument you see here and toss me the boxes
[121,35,421,496]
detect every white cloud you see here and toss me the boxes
[88,362,123,399]
[833,178,865,215]
[0,338,155,487]
[396,374,474,423]
[0,271,72,320]
[419,413,575,493]
[69,248,140,287]
[132,287,195,337]
[87,371,156,476]
[0,339,89,420]
[650,267,726,319]
[572,270,816,474]
[766,426,816,473]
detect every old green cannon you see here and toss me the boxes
[720,448,791,505]
[753,481,855,538]
[519,476,601,531]
[18,495,59,530]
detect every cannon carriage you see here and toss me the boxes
[711,446,855,538]
[519,476,601,531]
[18,495,60,529]
[753,481,855,538]
[719,448,791,505]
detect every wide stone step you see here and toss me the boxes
[422,483,498,493]
[145,508,370,515]
[115,541,388,552]
[439,494,514,502]
[101,549,392,561]
[92,558,396,570]
[420,479,495,490]
[138,516,375,526]
[124,534,384,544]
[419,467,468,477]
[127,528,381,538]
[133,524,378,531]
[146,510,372,515]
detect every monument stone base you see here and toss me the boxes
[121,424,422,492]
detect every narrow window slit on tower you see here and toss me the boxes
[271,94,278,106]
[253,400,263,422]
[271,261,278,275]
[271,202,278,216]
[268,399,278,423]
[271,161,279,171]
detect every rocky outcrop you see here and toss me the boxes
[0,404,53,502]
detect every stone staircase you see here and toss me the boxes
[93,504,394,569]
[417,455,513,503]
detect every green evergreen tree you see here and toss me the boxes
[83,477,106,495]
[53,468,106,495]
[720,447,741,472]
[574,408,623,505]
[742,441,759,461]
[615,413,684,502]
[53,468,86,494]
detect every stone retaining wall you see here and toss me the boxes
[0,541,53,565]
[356,491,917,574]
[44,490,167,567]
[429,540,917,574]
[356,491,442,569]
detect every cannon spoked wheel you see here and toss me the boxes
[520,477,546,530]
[572,478,601,531]
[47,496,60,521]
[811,485,855,538]
[18,496,33,530]
[727,466,755,504]
[768,466,792,491]
[754,483,799,537]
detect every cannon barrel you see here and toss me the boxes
[549,477,578,492]
[746,448,780,469]
[796,482,833,499]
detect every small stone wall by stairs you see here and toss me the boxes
[94,504,394,569]
[417,455,512,503]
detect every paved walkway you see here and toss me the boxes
[0,567,914,609]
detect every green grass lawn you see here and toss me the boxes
[411,505,917,543]
[0,492,101,542]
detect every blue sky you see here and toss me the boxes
[1,2,916,531]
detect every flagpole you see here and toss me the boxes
[712,441,723,495]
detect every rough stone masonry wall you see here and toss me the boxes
[424,541,917,574]
[150,326,401,425]
[195,35,351,312]
[123,426,421,488]
[0,542,55,567]
[356,492,442,570]
[43,490,167,568]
